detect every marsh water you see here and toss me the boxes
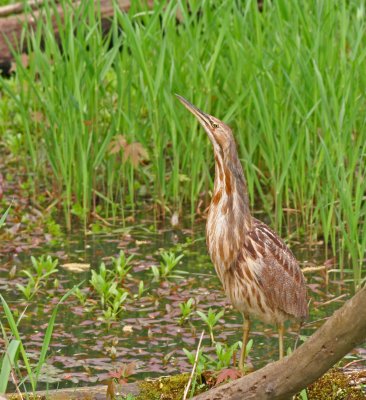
[0,215,361,390]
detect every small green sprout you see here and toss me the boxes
[196,308,225,344]
[151,251,184,281]
[179,298,195,325]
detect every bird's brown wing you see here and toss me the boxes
[244,219,308,320]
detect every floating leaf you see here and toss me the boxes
[122,325,133,333]
[62,263,90,273]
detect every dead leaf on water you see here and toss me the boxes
[122,325,133,333]
[62,263,90,273]
[136,240,150,245]
[171,211,179,227]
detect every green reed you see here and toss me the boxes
[0,0,365,286]
[0,288,76,393]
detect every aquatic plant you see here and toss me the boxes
[209,342,241,371]
[136,280,145,299]
[0,288,76,393]
[100,289,128,323]
[183,346,209,395]
[89,253,133,322]
[196,308,225,344]
[73,287,87,306]
[0,206,10,228]
[16,275,36,300]
[113,251,134,281]
[179,298,195,325]
[30,255,58,278]
[0,337,19,394]
[0,207,25,398]
[182,336,245,397]
[151,251,184,281]
[90,262,128,311]
[16,256,59,300]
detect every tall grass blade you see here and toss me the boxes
[0,339,20,394]
[0,295,35,390]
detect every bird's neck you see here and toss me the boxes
[213,143,250,217]
[207,143,252,266]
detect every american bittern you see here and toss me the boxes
[176,95,308,370]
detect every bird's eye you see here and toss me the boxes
[212,122,219,129]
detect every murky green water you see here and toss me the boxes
[0,217,359,391]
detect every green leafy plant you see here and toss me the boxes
[209,341,241,371]
[183,346,209,395]
[0,339,20,394]
[0,287,76,393]
[16,256,59,300]
[73,287,87,305]
[151,251,184,281]
[100,290,129,323]
[90,263,128,308]
[45,217,63,238]
[113,251,134,281]
[179,298,195,325]
[90,262,110,306]
[0,206,11,228]
[16,275,36,301]
[242,338,253,359]
[133,280,145,300]
[196,308,225,344]
[89,257,130,323]
[30,255,58,279]
[299,388,309,400]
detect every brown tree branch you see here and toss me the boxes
[0,0,44,18]
[0,0,152,65]
[194,285,366,400]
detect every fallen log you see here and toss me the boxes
[0,0,153,70]
[194,284,366,400]
[0,0,51,18]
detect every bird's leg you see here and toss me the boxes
[278,322,285,359]
[239,316,250,371]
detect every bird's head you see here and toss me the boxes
[176,94,234,156]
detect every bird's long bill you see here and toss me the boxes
[175,94,211,128]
